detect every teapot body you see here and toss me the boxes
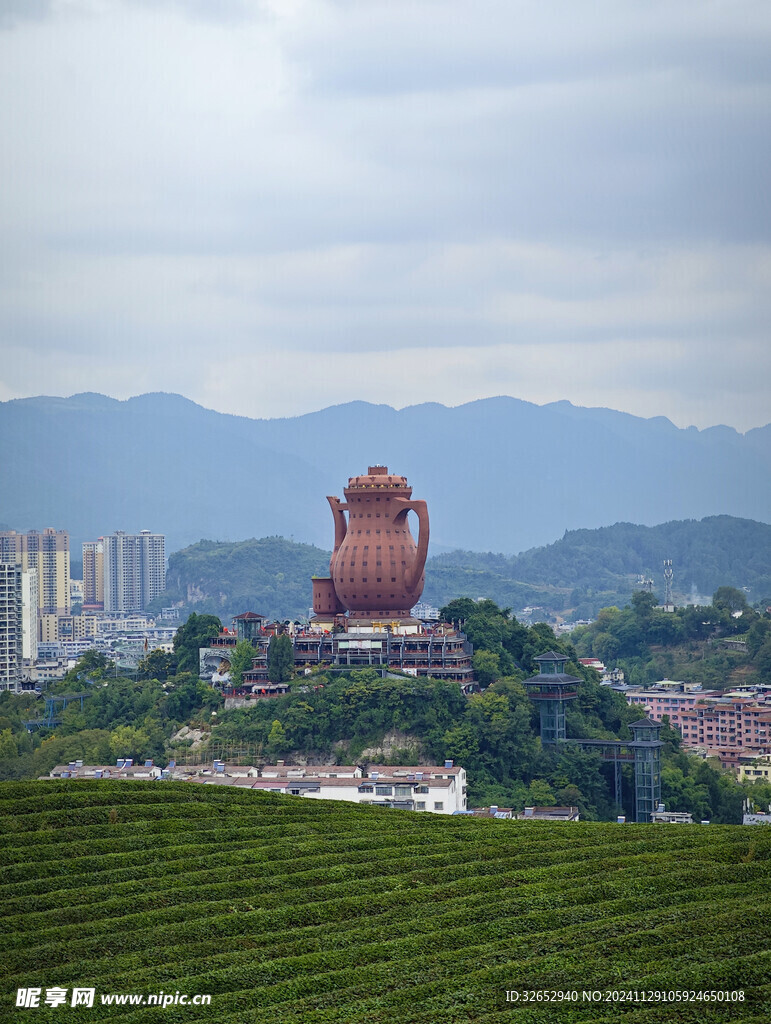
[327,466,429,620]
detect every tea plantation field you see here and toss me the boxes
[2,781,770,1023]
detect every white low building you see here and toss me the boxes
[50,759,161,780]
[239,761,467,814]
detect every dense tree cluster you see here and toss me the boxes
[0,651,220,781]
[573,587,771,689]
[156,538,330,622]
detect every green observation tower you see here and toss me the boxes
[522,653,663,822]
[522,651,579,745]
[629,717,663,823]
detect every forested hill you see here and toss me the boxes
[427,516,771,619]
[159,537,331,622]
[156,515,771,622]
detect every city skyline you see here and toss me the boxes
[1,2,770,432]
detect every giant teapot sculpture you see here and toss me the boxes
[325,466,429,621]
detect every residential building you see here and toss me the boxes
[21,569,38,662]
[412,602,439,620]
[242,763,466,813]
[0,528,70,616]
[624,684,771,767]
[82,540,104,610]
[738,755,771,784]
[0,562,23,692]
[651,806,694,824]
[469,805,513,819]
[103,531,165,613]
[29,656,69,684]
[49,760,162,780]
[514,806,581,821]
[39,614,98,644]
[624,683,721,733]
[742,812,771,825]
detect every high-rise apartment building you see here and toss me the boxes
[103,531,166,613]
[82,539,104,610]
[0,562,23,692]
[21,569,39,662]
[0,529,70,616]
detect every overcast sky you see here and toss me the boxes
[1,0,770,430]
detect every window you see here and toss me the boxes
[375,785,393,796]
[359,784,374,793]
[416,801,426,810]
[433,801,444,811]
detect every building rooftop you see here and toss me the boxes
[366,764,464,778]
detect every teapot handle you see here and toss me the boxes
[393,498,429,593]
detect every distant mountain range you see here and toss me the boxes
[157,516,771,623]
[1,392,769,558]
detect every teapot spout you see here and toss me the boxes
[327,496,349,576]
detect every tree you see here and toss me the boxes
[266,719,287,757]
[472,650,501,687]
[137,649,177,681]
[229,639,256,688]
[527,779,556,806]
[162,677,220,722]
[754,640,771,684]
[747,618,771,657]
[173,613,222,674]
[631,590,658,618]
[267,635,294,683]
[439,598,482,627]
[712,586,749,615]
[109,725,153,760]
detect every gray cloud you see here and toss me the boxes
[0,0,769,431]
[0,0,51,31]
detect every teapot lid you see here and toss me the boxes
[346,465,411,490]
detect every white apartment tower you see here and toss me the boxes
[103,531,166,613]
[0,562,23,692]
[21,569,39,662]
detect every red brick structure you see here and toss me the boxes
[323,465,429,622]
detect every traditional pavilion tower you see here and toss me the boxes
[522,651,580,745]
[629,717,663,823]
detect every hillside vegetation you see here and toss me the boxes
[156,537,330,622]
[428,516,771,619]
[4,598,770,822]
[573,587,771,691]
[2,780,770,1023]
[155,516,771,623]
